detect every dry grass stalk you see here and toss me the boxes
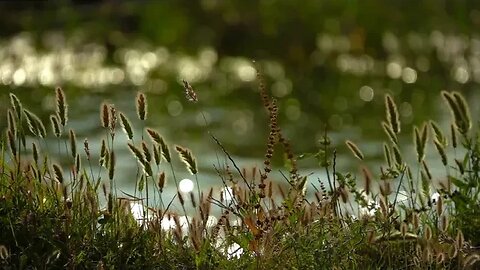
[136,92,147,121]
[119,112,133,140]
[55,87,68,127]
[345,140,364,160]
[175,145,197,175]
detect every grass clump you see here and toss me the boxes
[1,76,480,269]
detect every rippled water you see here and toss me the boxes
[1,30,479,208]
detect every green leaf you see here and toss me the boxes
[450,176,468,190]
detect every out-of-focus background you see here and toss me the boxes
[1,1,479,198]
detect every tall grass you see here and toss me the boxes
[1,78,480,269]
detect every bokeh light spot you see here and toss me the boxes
[179,178,194,193]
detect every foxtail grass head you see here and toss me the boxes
[385,94,400,134]
[136,92,147,121]
[442,91,471,135]
[55,87,68,127]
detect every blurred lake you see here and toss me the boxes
[1,1,480,210]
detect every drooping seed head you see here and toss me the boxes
[175,145,197,175]
[24,109,46,138]
[119,112,133,140]
[50,115,61,138]
[9,93,23,120]
[345,140,364,160]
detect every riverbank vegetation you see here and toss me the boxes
[1,73,479,269]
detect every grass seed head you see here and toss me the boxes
[7,109,16,137]
[52,163,64,184]
[433,139,448,166]
[385,94,400,134]
[119,112,133,140]
[382,121,398,145]
[9,93,23,120]
[157,172,166,193]
[55,87,68,127]
[175,145,197,175]
[136,92,147,121]
[345,140,364,160]
[100,102,110,128]
[7,130,17,158]
[69,129,77,159]
[50,115,61,137]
